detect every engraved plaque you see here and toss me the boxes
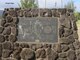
[18,17,58,42]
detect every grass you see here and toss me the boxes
[77,20,80,27]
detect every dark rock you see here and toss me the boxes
[3,27,11,35]
[73,21,77,30]
[2,41,13,50]
[73,31,78,39]
[0,35,5,43]
[1,19,6,26]
[19,43,29,48]
[11,27,17,35]
[9,35,17,42]
[57,58,67,60]
[17,10,23,17]
[64,28,73,37]
[64,18,72,29]
[6,15,13,23]
[61,44,69,52]
[8,9,17,17]
[0,27,4,33]
[76,49,80,60]
[40,9,52,17]
[46,48,58,60]
[2,49,12,58]
[52,9,60,17]
[13,47,22,60]
[20,48,35,60]
[36,48,46,58]
[67,49,76,60]
[4,35,9,41]
[68,44,75,50]
[60,35,75,44]
[59,52,67,58]
[77,54,80,60]
[53,43,62,53]
[67,35,75,43]
[73,40,80,49]
[0,44,2,57]
[59,26,64,38]
[23,9,32,17]
[59,14,66,26]
[4,23,10,27]
[31,9,38,17]
[12,17,18,24]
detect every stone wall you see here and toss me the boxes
[0,8,79,60]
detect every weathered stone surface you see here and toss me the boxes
[76,49,80,60]
[9,35,16,42]
[36,48,46,58]
[0,44,2,57]
[1,19,6,26]
[12,17,18,24]
[13,47,22,60]
[60,35,75,44]
[31,9,38,17]
[0,35,5,43]
[73,21,77,30]
[4,35,9,41]
[19,43,29,48]
[53,43,62,53]
[8,8,17,17]
[64,18,72,29]
[59,15,66,26]
[73,40,80,49]
[52,9,60,17]
[3,27,11,35]
[61,44,69,52]
[0,8,78,60]
[64,28,73,37]
[46,48,58,60]
[57,58,67,60]
[67,49,76,60]
[2,41,13,50]
[6,15,13,23]
[17,9,23,17]
[73,31,78,39]
[2,50,12,58]
[59,52,67,58]
[59,26,64,38]
[68,44,75,50]
[0,27,4,33]
[23,9,32,17]
[40,9,52,17]
[20,48,35,60]
[11,27,17,35]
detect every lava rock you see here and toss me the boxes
[67,49,76,60]
[0,35,5,43]
[20,48,35,60]
[9,35,17,42]
[3,27,11,35]
[59,52,67,58]
[0,27,4,33]
[2,41,13,50]
[2,49,12,58]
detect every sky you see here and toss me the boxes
[0,0,80,12]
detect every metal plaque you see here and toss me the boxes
[18,17,58,43]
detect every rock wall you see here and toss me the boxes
[0,8,79,60]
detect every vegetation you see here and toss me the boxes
[19,0,38,8]
[64,0,75,11]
